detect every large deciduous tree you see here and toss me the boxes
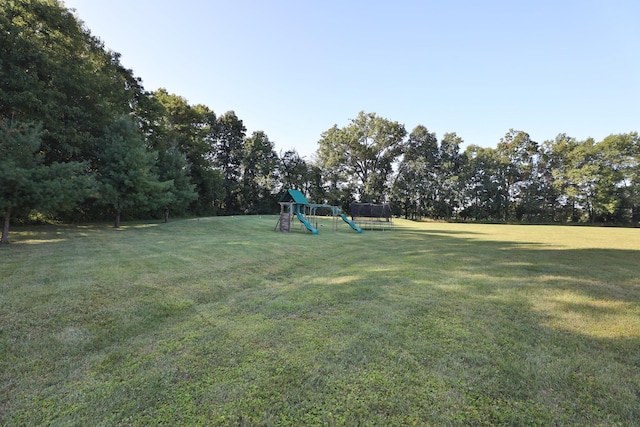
[461,145,506,221]
[148,89,218,215]
[436,132,464,219]
[392,125,439,219]
[591,133,639,223]
[278,150,310,193]
[392,129,465,220]
[496,129,539,221]
[212,111,246,213]
[536,138,565,222]
[0,0,143,165]
[619,132,640,223]
[317,111,406,202]
[1,120,92,243]
[241,131,278,213]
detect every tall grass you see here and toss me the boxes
[1,217,639,426]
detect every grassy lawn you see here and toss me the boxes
[1,216,639,426]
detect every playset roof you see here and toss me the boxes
[278,189,310,205]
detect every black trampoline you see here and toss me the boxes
[349,202,393,230]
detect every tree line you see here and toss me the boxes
[1,1,638,242]
[319,113,640,225]
[316,113,639,225]
[0,0,317,242]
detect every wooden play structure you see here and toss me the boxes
[276,189,317,234]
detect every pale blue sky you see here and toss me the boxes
[64,0,639,158]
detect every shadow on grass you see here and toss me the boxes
[233,225,640,423]
[196,222,639,421]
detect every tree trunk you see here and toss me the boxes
[114,210,121,228]
[1,209,10,244]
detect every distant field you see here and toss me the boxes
[1,216,639,426]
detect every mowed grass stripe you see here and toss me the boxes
[1,217,639,426]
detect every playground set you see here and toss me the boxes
[275,189,393,235]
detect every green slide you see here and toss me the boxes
[340,214,362,233]
[296,212,318,234]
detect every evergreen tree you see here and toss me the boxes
[0,120,92,243]
[96,116,172,228]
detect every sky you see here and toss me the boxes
[63,0,640,159]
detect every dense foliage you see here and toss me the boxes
[1,0,639,241]
[0,120,91,242]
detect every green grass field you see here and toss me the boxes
[1,216,639,426]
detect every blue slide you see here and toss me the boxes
[340,214,362,233]
[296,212,318,234]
